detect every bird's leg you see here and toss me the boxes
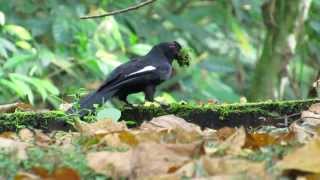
[144,86,169,107]
[144,85,155,102]
[118,94,134,107]
[119,95,129,104]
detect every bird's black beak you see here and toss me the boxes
[173,41,182,50]
[169,41,182,59]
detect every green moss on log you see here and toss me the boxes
[0,99,319,132]
[121,99,320,128]
[0,111,74,132]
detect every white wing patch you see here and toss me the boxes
[127,65,156,76]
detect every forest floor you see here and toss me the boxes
[1,102,320,179]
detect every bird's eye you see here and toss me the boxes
[169,41,181,51]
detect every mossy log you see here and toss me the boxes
[122,99,320,128]
[0,99,319,132]
[0,111,75,132]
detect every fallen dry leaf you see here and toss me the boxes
[51,167,80,180]
[15,172,41,180]
[18,129,35,143]
[144,174,260,180]
[202,156,267,177]
[118,131,139,147]
[18,129,51,147]
[138,116,203,145]
[75,119,127,136]
[131,130,163,143]
[165,156,267,179]
[172,159,200,177]
[140,174,181,180]
[290,107,320,143]
[204,127,246,155]
[0,137,28,160]
[140,115,201,134]
[275,131,295,143]
[277,138,320,173]
[87,150,133,177]
[31,167,49,178]
[100,133,131,149]
[99,127,202,149]
[0,131,18,139]
[31,167,80,180]
[244,133,277,149]
[132,142,199,178]
[216,127,236,140]
[308,103,320,114]
[33,130,51,147]
[134,128,202,144]
[194,175,262,180]
[222,127,246,154]
[301,111,320,127]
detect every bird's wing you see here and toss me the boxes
[96,58,140,91]
[97,59,159,92]
[106,69,159,92]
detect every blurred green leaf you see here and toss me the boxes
[310,21,320,34]
[0,79,24,97]
[207,79,240,102]
[3,53,35,69]
[96,107,121,122]
[4,25,32,40]
[10,73,48,101]
[38,47,55,66]
[0,11,5,26]
[51,58,77,78]
[52,18,73,44]
[40,80,60,95]
[129,44,152,56]
[16,41,32,50]
[109,17,125,52]
[9,75,34,104]
[0,38,17,58]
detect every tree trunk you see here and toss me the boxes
[249,0,312,101]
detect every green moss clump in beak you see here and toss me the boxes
[176,48,191,67]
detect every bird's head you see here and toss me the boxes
[155,41,190,66]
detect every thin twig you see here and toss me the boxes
[273,112,301,120]
[80,0,157,19]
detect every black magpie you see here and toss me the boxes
[68,41,187,116]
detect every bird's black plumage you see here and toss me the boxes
[68,41,183,117]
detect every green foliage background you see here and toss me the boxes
[0,0,319,108]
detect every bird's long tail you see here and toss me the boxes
[67,88,117,117]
